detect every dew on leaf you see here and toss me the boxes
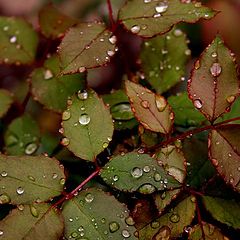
[154,226,171,239]
[144,0,151,3]
[109,221,120,233]
[170,213,180,223]
[174,29,183,37]
[79,114,91,125]
[30,205,39,218]
[193,99,203,109]
[138,184,156,194]
[62,110,71,120]
[44,69,53,80]
[77,90,88,100]
[1,171,8,177]
[0,230,3,236]
[131,167,143,178]
[155,2,168,13]
[102,142,108,149]
[211,52,217,58]
[85,193,94,203]
[185,49,191,56]
[226,95,236,104]
[155,95,167,112]
[71,232,78,238]
[125,216,135,226]
[52,173,58,179]
[143,165,151,173]
[61,137,70,146]
[9,36,17,43]
[6,134,18,146]
[151,221,160,229]
[25,142,38,155]
[141,100,150,109]
[16,187,24,195]
[17,204,24,211]
[194,60,200,69]
[210,63,222,77]
[0,194,11,204]
[131,25,140,34]
[122,229,131,238]
[107,50,115,57]
[154,172,161,182]
[109,35,117,44]
[212,158,219,167]
[60,178,65,185]
[3,26,9,31]
[28,175,35,181]
[113,175,119,181]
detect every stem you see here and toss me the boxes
[107,0,115,29]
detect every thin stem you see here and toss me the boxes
[107,0,115,29]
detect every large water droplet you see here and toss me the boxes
[210,63,222,77]
[170,213,180,223]
[155,2,168,13]
[0,194,11,204]
[25,143,38,155]
[131,25,140,34]
[85,193,94,203]
[122,229,131,238]
[79,114,91,125]
[131,167,143,178]
[16,187,24,195]
[78,90,88,100]
[44,69,53,80]
[193,99,203,109]
[138,184,156,194]
[155,95,167,112]
[109,221,120,233]
[30,205,39,217]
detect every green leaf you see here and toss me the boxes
[188,36,240,122]
[119,0,216,38]
[59,22,117,74]
[189,222,229,240]
[202,196,240,229]
[208,125,240,192]
[0,89,13,118]
[0,17,38,64]
[4,114,40,156]
[0,154,65,204]
[0,204,63,239]
[168,92,206,126]
[100,152,180,194]
[62,188,137,239]
[39,4,78,39]
[61,89,113,161]
[141,28,190,94]
[139,125,161,148]
[126,80,174,134]
[139,196,196,239]
[31,55,85,112]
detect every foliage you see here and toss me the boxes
[0,1,239,239]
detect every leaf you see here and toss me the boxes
[119,0,216,38]
[59,22,117,74]
[154,145,186,183]
[139,196,196,239]
[4,114,40,156]
[202,196,240,229]
[61,89,113,161]
[139,125,161,148]
[100,152,180,194]
[0,17,38,64]
[125,80,174,134]
[208,125,240,192]
[189,222,229,240]
[0,203,63,239]
[168,92,206,126]
[140,27,190,94]
[31,55,85,112]
[62,188,137,239]
[0,89,13,118]
[0,154,65,204]
[188,36,240,122]
[39,4,78,39]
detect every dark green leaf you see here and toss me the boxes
[0,154,65,204]
[168,92,206,126]
[0,89,13,118]
[141,28,190,93]
[126,80,174,134]
[100,152,180,194]
[62,188,137,239]
[188,36,240,122]
[202,196,240,229]
[31,55,85,112]
[59,22,117,74]
[0,204,63,239]
[139,125,161,148]
[0,17,38,64]
[4,114,40,156]
[61,89,113,161]
[119,0,216,38]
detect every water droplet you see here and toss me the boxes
[212,159,219,167]
[226,95,236,104]
[62,110,71,120]
[144,0,151,3]
[122,229,131,238]
[195,60,200,69]
[78,90,88,100]
[210,63,222,77]
[28,175,35,181]
[138,184,156,194]
[211,52,217,58]
[60,178,65,185]
[151,221,160,229]
[154,172,161,182]
[52,173,58,179]
[61,137,70,146]
[79,114,91,125]
[109,35,117,44]
[174,29,183,37]
[153,226,171,239]
[228,153,232,157]
[1,171,8,177]
[9,36,17,43]
[44,69,53,80]
[3,26,9,31]
[193,99,203,109]
[170,213,180,223]
[125,216,135,226]
[143,165,150,173]
[17,204,24,211]
[85,193,94,203]
[185,49,191,56]
[155,2,168,13]
[113,175,119,182]
[30,205,39,217]
[0,230,3,236]
[25,143,38,155]
[155,95,167,111]
[107,50,115,57]
[0,194,11,204]
[131,25,140,34]
[141,100,150,109]
[109,221,120,233]
[72,232,78,238]
[16,187,24,195]
[131,167,143,178]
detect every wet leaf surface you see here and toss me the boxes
[0,89,13,118]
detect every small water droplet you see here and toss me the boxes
[131,167,143,178]
[79,114,91,125]
[25,143,38,155]
[9,36,17,43]
[143,165,150,173]
[141,100,150,109]
[71,232,78,238]
[138,184,156,194]
[1,171,8,177]
[170,213,180,223]
[77,90,88,100]
[60,178,65,185]
[211,52,217,58]
[85,193,94,203]
[195,60,200,69]
[61,137,70,146]
[144,0,151,3]
[30,205,39,218]
[109,35,117,44]
[122,229,131,238]
[212,159,219,167]
[17,204,24,211]
[109,221,120,233]
[28,175,35,181]
[0,194,11,204]
[131,25,140,34]
[174,29,183,37]
[113,175,119,181]
[44,69,53,80]
[0,230,3,236]
[16,187,24,195]
[185,49,191,56]
[107,50,115,57]
[155,2,168,13]
[154,172,161,182]
[210,63,222,77]
[52,173,58,179]
[62,110,71,120]
[125,216,135,226]
[155,95,167,112]
[226,95,236,104]
[193,99,203,109]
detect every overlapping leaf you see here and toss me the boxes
[100,152,180,194]
[62,188,137,239]
[168,92,206,126]
[202,196,240,229]
[126,80,174,134]
[0,17,38,64]
[141,28,190,93]
[0,204,63,239]
[4,114,40,156]
[119,0,216,38]
[61,89,113,161]
[208,125,240,192]
[139,196,196,239]
[59,22,117,74]
[39,4,78,39]
[31,55,85,112]
[188,36,239,122]
[0,89,13,118]
[0,155,65,204]
[139,125,161,148]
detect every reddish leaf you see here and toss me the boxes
[125,80,174,134]
[208,125,240,192]
[188,36,239,122]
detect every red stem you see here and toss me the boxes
[107,0,115,29]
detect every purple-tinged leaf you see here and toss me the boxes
[188,36,240,122]
[125,80,174,134]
